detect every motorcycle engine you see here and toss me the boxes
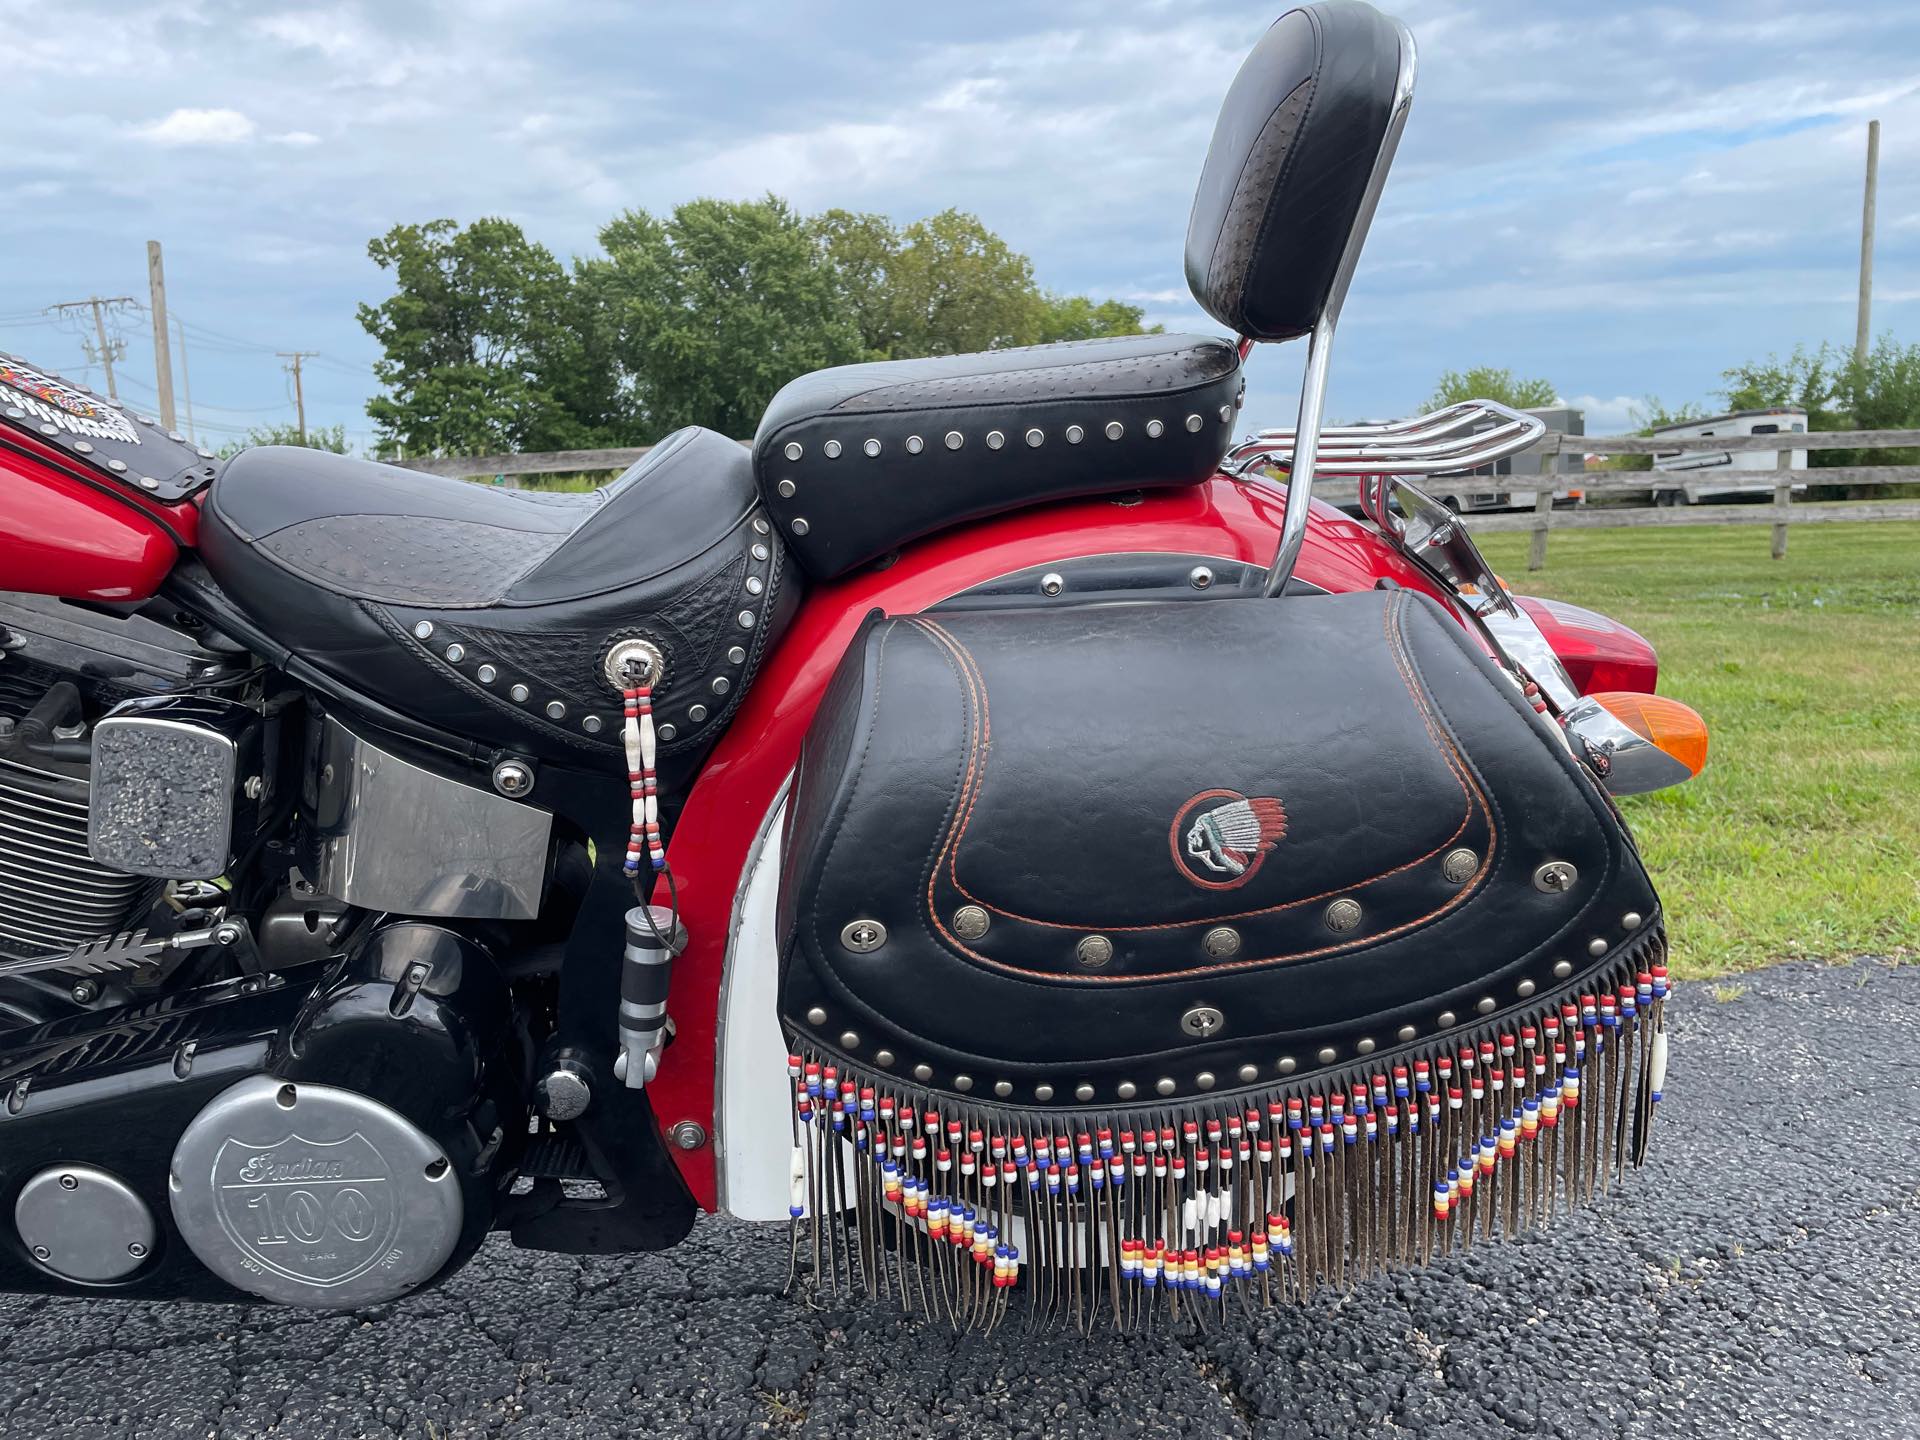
[0,588,259,1017]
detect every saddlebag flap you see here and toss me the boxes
[753,334,1242,580]
[778,589,1663,1106]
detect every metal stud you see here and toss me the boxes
[510,684,530,703]
[1202,925,1239,958]
[806,1006,828,1025]
[1442,848,1479,885]
[1075,934,1112,968]
[783,441,803,461]
[444,643,465,663]
[790,518,810,536]
[753,517,770,535]
[841,919,887,953]
[776,479,796,498]
[659,723,678,741]
[1189,565,1214,591]
[986,430,1006,450]
[413,620,434,640]
[1357,1037,1376,1055]
[139,477,160,490]
[862,438,881,458]
[955,1075,974,1092]
[752,543,770,562]
[107,458,128,473]
[1278,1057,1297,1075]
[1104,421,1124,440]
[1035,1084,1055,1102]
[1025,427,1044,448]
[545,700,567,720]
[738,611,757,629]
[1145,419,1165,438]
[1075,1082,1095,1101]
[1237,1064,1259,1083]
[1196,1072,1216,1091]
[1437,1010,1458,1028]
[877,1050,896,1068]
[915,1064,934,1082]
[1066,424,1085,444]
[1516,979,1536,998]
[994,1080,1013,1097]
[1622,911,1644,930]
[1317,1046,1337,1064]
[944,431,964,450]
[952,905,990,940]
[745,576,764,596]
[1588,937,1609,957]
[906,435,924,454]
[689,704,708,722]
[1554,959,1574,978]
[1397,1025,1417,1042]
[1477,996,1496,1015]
[74,440,93,453]
[582,715,603,734]
[823,439,842,458]
[1218,404,1233,423]
[711,676,731,695]
[477,664,497,684]
[1324,898,1363,933]
[1117,1081,1137,1100]
[1155,1077,1177,1096]
[840,1030,860,1049]
[1040,573,1065,597]
[1184,413,1203,433]
[727,646,746,664]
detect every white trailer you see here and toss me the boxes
[1648,408,1809,505]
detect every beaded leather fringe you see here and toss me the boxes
[782,930,1670,1333]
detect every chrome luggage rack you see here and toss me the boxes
[1223,397,1546,480]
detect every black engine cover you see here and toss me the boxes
[778,591,1660,1107]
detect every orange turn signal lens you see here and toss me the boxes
[1589,692,1709,777]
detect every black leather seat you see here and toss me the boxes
[754,333,1243,579]
[200,428,799,770]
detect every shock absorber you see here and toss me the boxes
[615,904,686,1089]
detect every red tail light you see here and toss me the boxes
[1514,596,1658,695]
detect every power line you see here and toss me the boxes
[44,296,137,399]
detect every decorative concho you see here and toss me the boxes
[0,358,141,445]
[1170,789,1287,890]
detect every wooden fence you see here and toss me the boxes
[396,427,1920,572]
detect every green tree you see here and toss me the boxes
[1605,397,1707,471]
[358,218,614,456]
[1425,366,1558,412]
[585,196,866,440]
[1036,294,1158,344]
[1722,336,1920,470]
[216,422,350,460]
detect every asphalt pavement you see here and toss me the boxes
[3,956,1917,1440]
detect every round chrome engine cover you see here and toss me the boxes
[15,1165,155,1282]
[169,1075,462,1308]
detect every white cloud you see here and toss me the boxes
[134,108,257,146]
[270,131,323,147]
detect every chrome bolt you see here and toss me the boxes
[1189,565,1215,590]
[69,980,98,1004]
[492,760,534,798]
[537,1068,592,1121]
[58,1174,78,1191]
[669,1121,707,1151]
[1040,572,1065,597]
[127,1242,148,1259]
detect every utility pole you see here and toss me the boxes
[146,241,178,430]
[172,314,196,446]
[1855,119,1880,367]
[47,296,136,399]
[277,351,317,442]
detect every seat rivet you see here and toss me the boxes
[1219,404,1233,423]
[752,542,769,561]
[1145,419,1165,438]
[412,621,434,640]
[1155,1077,1176,1096]
[994,1080,1013,1097]
[823,439,842,458]
[1516,979,1536,998]
[477,664,497,684]
[955,1075,975,1092]
[545,700,566,720]
[1066,424,1085,444]
[711,676,731,695]
[746,576,764,596]
[509,683,529,703]
[1104,421,1124,440]
[986,430,1006,450]
[840,1030,860,1049]
[658,722,677,741]
[1195,1072,1216,1091]
[1190,565,1215,591]
[1278,1056,1297,1075]
[1035,1084,1055,1102]
[1477,996,1496,1015]
[876,1050,896,1068]
[790,517,810,536]
[582,715,603,734]
[1357,1037,1377,1055]
[944,430,964,450]
[727,646,746,664]
[783,441,803,462]
[1202,925,1239,958]
[1185,413,1204,432]
[1588,937,1609,957]
[689,703,708,722]
[776,478,796,498]
[1040,573,1065,597]
[1025,427,1044,447]
[1622,911,1644,930]
[1075,1082,1095,1101]
[444,643,465,663]
[738,610,757,629]
[1237,1064,1259,1083]
[1397,1025,1417,1042]
[914,1064,934,1082]
[1317,1046,1337,1064]
[1437,1010,1458,1028]
[1116,1081,1137,1100]
[1554,959,1574,978]
[862,438,881,458]
[906,435,924,454]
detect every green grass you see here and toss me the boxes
[1475,522,1920,978]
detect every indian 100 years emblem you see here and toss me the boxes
[211,1131,399,1290]
[0,357,142,445]
[1171,789,1287,891]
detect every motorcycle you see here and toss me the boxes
[0,0,1705,1326]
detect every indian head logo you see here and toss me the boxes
[1171,789,1287,890]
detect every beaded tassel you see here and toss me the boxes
[783,927,1674,1333]
[622,681,665,875]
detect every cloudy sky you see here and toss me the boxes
[3,0,1915,450]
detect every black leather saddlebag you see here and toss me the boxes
[753,334,1242,580]
[778,590,1662,1110]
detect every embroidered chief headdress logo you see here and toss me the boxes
[0,358,141,445]
[1171,789,1287,890]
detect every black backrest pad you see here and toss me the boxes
[779,591,1656,1102]
[753,334,1241,579]
[1186,2,1403,341]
